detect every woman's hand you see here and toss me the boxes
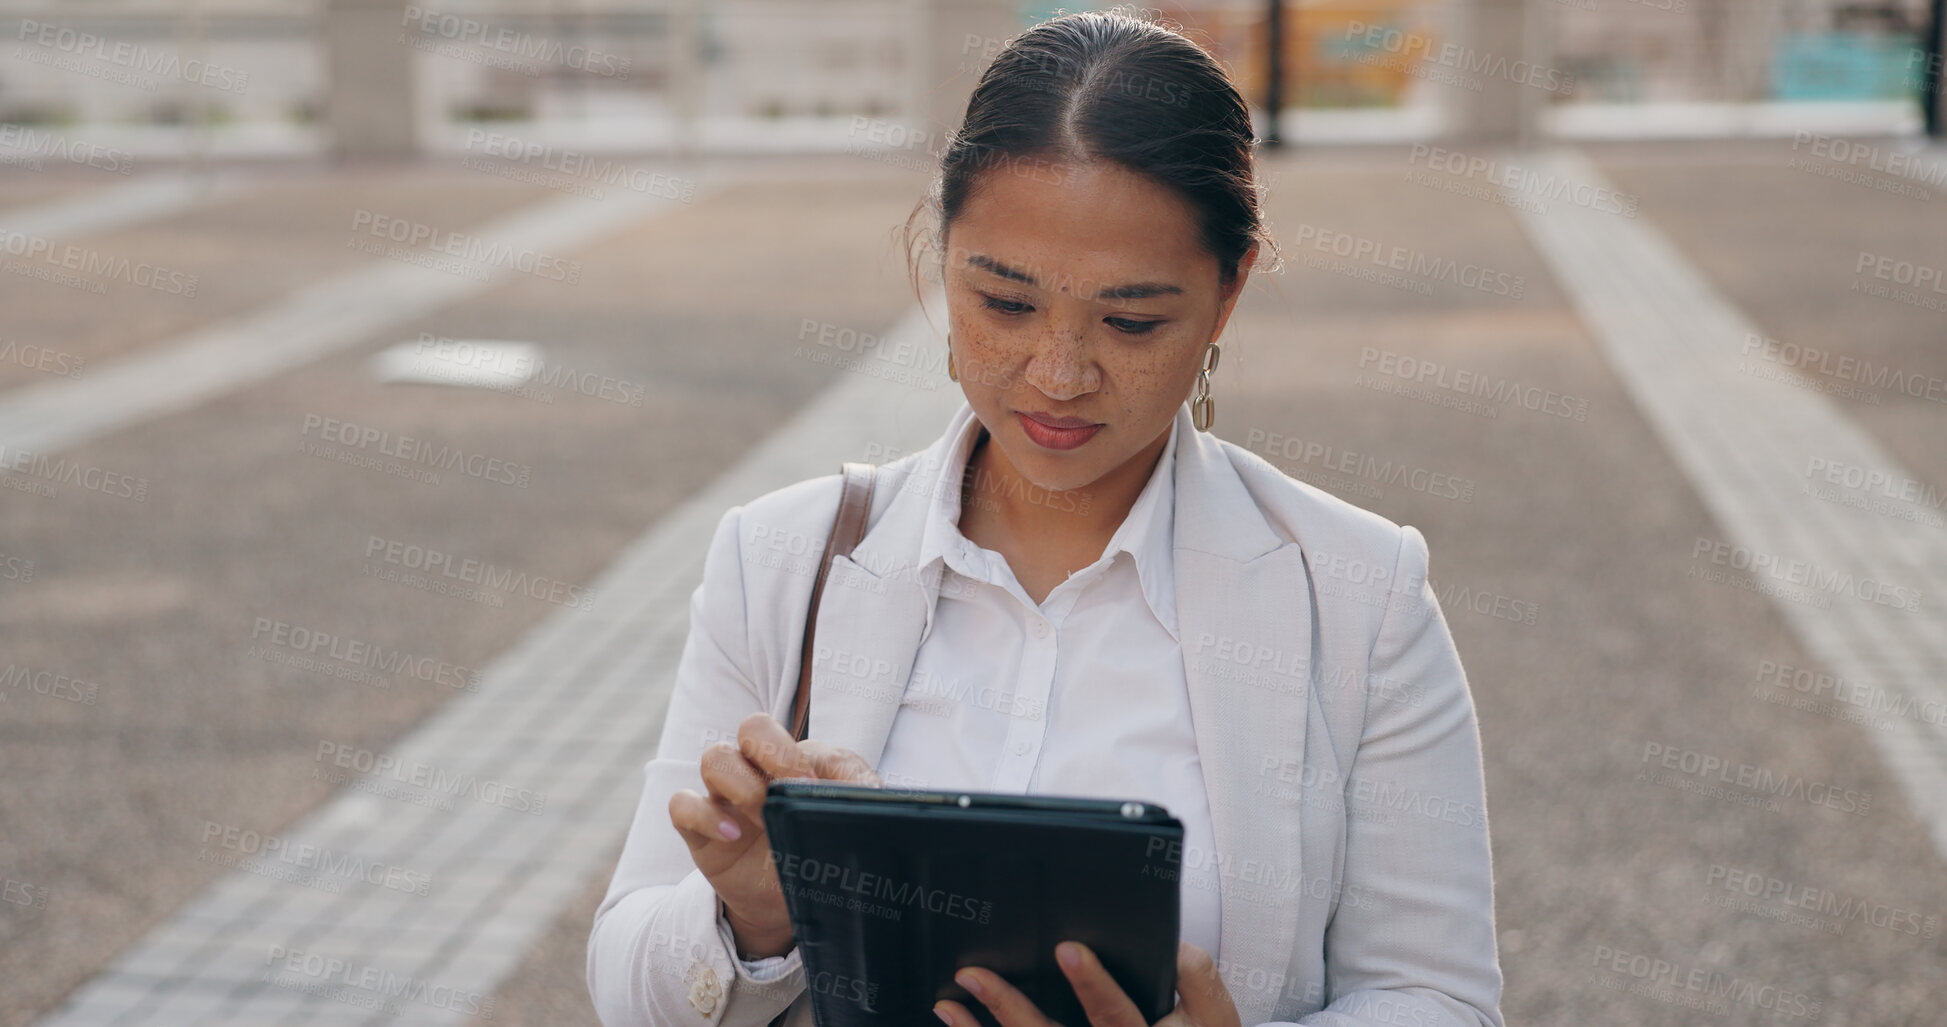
[934,940,1240,1027]
[667,711,882,959]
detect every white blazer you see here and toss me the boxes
[588,399,1505,1027]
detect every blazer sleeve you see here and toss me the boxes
[586,503,810,1026]
[1289,524,1506,1027]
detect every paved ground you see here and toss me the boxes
[2,137,1943,1026]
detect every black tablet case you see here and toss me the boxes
[761,781,1184,1027]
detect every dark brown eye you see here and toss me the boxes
[1106,317,1162,335]
[982,294,1032,315]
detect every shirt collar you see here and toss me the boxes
[914,410,1179,642]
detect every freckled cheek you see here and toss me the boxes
[952,324,1032,381]
[1112,344,1201,403]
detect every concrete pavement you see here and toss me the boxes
[3,140,1944,1026]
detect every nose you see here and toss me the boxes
[1020,324,1098,401]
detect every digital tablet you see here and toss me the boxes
[761,780,1183,1027]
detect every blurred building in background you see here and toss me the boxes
[0,0,1938,158]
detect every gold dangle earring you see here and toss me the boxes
[1191,341,1220,431]
[946,333,959,382]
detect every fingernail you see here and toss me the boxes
[956,970,982,997]
[1057,942,1081,969]
[934,1006,952,1025]
[717,818,741,841]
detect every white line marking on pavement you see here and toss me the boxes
[369,339,541,389]
[30,293,957,1026]
[0,170,249,242]
[1505,148,1947,859]
[0,177,702,458]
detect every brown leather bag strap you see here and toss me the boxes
[765,463,875,1027]
[789,461,877,742]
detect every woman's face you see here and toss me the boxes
[943,158,1252,495]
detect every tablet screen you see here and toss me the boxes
[762,782,1183,1027]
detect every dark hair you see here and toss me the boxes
[901,6,1281,303]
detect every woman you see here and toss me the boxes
[588,9,1503,1027]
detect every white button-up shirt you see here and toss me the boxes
[728,411,1222,982]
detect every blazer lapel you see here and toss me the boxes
[1171,402,1313,1026]
[799,402,1312,1026]
[801,546,930,765]
[799,412,953,765]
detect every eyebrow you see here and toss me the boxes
[963,253,1183,300]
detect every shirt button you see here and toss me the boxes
[1032,620,1049,638]
[1013,741,1030,755]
